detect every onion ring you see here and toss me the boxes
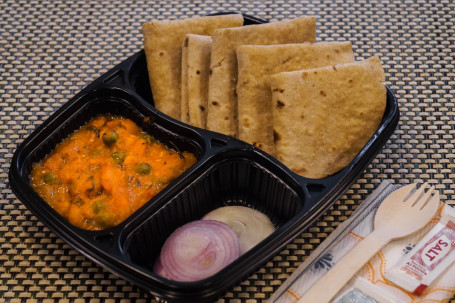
[158,220,240,281]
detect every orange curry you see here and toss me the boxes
[30,115,197,230]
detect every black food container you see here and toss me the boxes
[9,13,399,302]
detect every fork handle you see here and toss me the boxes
[297,230,391,303]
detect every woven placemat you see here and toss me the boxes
[1,0,454,302]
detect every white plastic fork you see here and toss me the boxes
[298,183,440,303]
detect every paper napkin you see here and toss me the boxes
[269,180,455,303]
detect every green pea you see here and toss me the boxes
[95,212,116,229]
[136,163,152,175]
[43,172,57,184]
[92,200,106,214]
[140,133,155,145]
[102,130,119,146]
[111,151,126,165]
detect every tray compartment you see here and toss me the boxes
[122,151,304,301]
[11,87,203,233]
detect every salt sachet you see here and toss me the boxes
[385,212,455,295]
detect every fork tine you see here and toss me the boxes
[406,182,428,206]
[414,185,435,209]
[395,184,416,200]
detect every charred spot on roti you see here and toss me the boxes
[212,101,219,106]
[243,118,250,127]
[253,142,263,148]
[212,58,225,69]
[196,70,200,75]
[199,105,205,111]
[333,65,337,71]
[320,90,327,97]
[209,69,213,76]
[273,130,281,142]
[224,116,229,120]
[184,37,189,47]
[276,100,285,108]
[282,56,292,64]
[159,52,164,56]
[348,79,353,84]
[329,145,338,153]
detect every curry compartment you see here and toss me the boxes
[122,150,305,301]
[11,87,204,232]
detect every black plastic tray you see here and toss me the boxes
[8,13,399,303]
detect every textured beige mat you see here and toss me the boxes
[0,0,454,301]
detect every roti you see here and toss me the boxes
[180,35,190,123]
[206,16,316,137]
[181,34,212,128]
[270,56,386,179]
[236,42,355,155]
[142,14,243,120]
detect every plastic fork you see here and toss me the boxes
[298,183,440,303]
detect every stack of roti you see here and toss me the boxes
[206,16,316,137]
[142,14,387,179]
[142,14,316,128]
[142,14,244,120]
[236,42,355,155]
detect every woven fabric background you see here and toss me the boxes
[1,0,454,302]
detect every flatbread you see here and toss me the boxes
[142,14,243,120]
[206,16,316,137]
[180,36,190,124]
[270,56,386,179]
[237,42,355,156]
[181,34,212,128]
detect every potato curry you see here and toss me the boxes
[30,115,197,230]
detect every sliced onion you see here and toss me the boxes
[202,206,276,254]
[157,220,240,282]
[153,257,170,279]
